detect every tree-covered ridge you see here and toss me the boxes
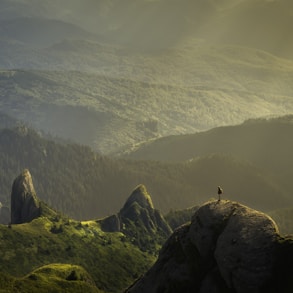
[0,124,290,221]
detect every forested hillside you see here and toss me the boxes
[0,122,290,220]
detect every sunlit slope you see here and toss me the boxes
[0,264,103,293]
[0,211,154,293]
[1,43,293,153]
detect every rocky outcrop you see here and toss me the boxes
[100,214,121,233]
[99,184,172,250]
[11,169,40,224]
[126,200,293,293]
[120,184,172,235]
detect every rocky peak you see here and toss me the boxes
[122,184,154,211]
[126,200,292,293]
[11,169,40,224]
[99,184,172,251]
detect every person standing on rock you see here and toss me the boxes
[218,186,223,201]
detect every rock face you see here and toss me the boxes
[11,169,40,224]
[126,200,292,293]
[120,184,172,235]
[99,184,172,250]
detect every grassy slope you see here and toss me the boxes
[0,264,103,293]
[0,208,155,293]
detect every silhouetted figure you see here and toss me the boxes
[218,186,223,201]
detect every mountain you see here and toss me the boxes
[122,115,293,163]
[10,169,40,224]
[0,17,98,47]
[1,1,293,153]
[1,49,293,153]
[126,200,293,293]
[0,124,290,221]
[99,184,172,252]
[1,0,293,58]
[0,171,160,293]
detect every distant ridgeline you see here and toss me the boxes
[1,118,293,223]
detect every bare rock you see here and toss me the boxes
[125,200,288,293]
[10,169,40,224]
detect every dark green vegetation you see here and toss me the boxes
[0,264,102,293]
[0,120,291,220]
[0,202,155,292]
[165,206,198,230]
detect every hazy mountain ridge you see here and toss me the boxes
[1,45,293,153]
[1,1,293,152]
[1,0,293,58]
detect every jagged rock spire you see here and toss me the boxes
[122,184,154,211]
[11,169,40,224]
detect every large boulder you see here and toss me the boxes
[126,200,292,293]
[10,169,40,224]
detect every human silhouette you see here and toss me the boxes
[217,186,223,201]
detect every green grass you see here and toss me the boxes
[3,264,103,293]
[0,211,156,292]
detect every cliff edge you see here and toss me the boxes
[126,200,293,293]
[10,169,40,224]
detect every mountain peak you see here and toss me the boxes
[123,184,154,210]
[10,169,40,224]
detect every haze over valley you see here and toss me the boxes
[0,0,293,153]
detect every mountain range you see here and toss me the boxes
[1,0,293,58]
[1,1,293,153]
